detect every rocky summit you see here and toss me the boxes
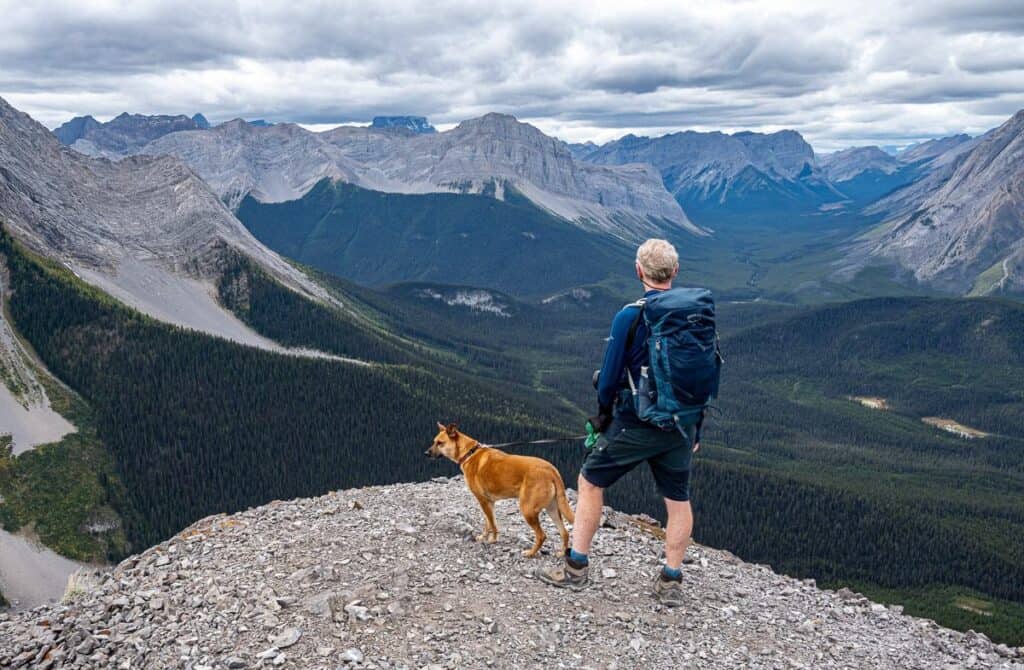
[2,478,1021,670]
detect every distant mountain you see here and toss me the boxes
[864,135,982,221]
[52,114,100,145]
[898,134,975,166]
[868,111,1024,294]
[817,146,919,204]
[142,119,362,208]
[370,115,436,134]
[819,146,903,183]
[137,112,699,240]
[58,112,204,158]
[191,113,211,129]
[582,129,844,224]
[247,119,273,127]
[567,140,599,161]
[0,97,326,344]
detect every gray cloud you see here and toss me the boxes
[0,0,1022,151]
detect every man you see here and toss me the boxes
[537,238,701,608]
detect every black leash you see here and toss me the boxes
[482,435,587,449]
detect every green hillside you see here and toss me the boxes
[236,180,632,297]
[0,226,579,551]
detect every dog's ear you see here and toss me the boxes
[446,422,459,439]
[437,421,446,432]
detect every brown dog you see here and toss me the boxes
[426,423,575,557]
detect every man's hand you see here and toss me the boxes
[692,441,701,453]
[587,409,613,434]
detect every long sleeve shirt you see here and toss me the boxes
[597,290,663,421]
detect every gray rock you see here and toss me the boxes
[341,648,364,663]
[270,628,302,649]
[344,603,371,622]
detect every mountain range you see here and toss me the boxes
[47,105,1024,296]
[571,120,1020,295]
[64,112,698,241]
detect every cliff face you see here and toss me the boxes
[583,128,844,213]
[871,111,1024,294]
[2,477,1021,669]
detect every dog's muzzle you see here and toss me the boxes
[425,447,441,459]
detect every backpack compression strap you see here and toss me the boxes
[623,299,646,351]
[622,299,646,396]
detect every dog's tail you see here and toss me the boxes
[554,475,575,525]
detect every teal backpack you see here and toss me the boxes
[625,288,722,439]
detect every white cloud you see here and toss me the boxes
[0,0,1021,150]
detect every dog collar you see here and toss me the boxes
[457,442,485,466]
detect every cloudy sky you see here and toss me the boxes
[1,0,1022,151]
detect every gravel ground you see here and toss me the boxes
[2,477,1021,669]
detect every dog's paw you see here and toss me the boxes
[522,549,539,558]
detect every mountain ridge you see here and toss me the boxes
[867,110,1024,293]
[0,96,332,348]
[61,110,699,240]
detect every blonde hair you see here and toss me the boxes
[635,239,679,283]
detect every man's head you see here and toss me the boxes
[635,238,679,287]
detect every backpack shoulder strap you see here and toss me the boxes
[623,299,646,350]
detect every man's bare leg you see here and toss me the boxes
[570,474,604,555]
[535,474,602,589]
[663,498,693,569]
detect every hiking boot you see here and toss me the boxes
[652,572,685,607]
[535,558,589,590]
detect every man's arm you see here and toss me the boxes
[597,307,639,411]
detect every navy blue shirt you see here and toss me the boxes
[597,290,663,421]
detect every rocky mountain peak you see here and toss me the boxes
[2,477,1019,669]
[818,146,903,182]
[452,112,544,140]
[370,115,435,134]
[898,134,974,165]
[192,113,211,129]
[61,111,204,158]
[52,114,100,145]
[583,126,841,215]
